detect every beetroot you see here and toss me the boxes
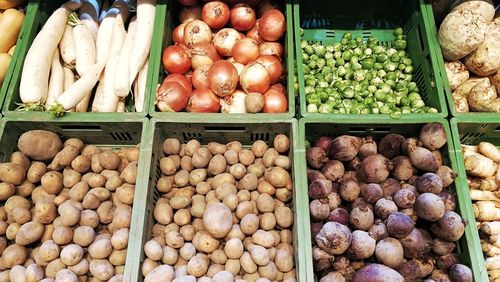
[439,190,457,211]
[314,137,333,152]
[436,165,457,187]
[359,136,377,159]
[362,183,384,204]
[309,179,333,199]
[416,173,444,194]
[358,154,392,183]
[346,230,376,259]
[349,206,374,231]
[432,238,456,256]
[307,147,328,169]
[392,155,414,181]
[321,160,345,182]
[327,135,362,161]
[328,208,349,225]
[386,212,415,239]
[316,222,352,255]
[375,237,404,268]
[399,228,433,258]
[415,193,446,222]
[339,180,360,202]
[408,144,439,172]
[352,263,404,282]
[380,178,400,197]
[430,211,466,242]
[307,169,326,184]
[374,198,398,220]
[436,253,459,272]
[449,264,473,282]
[368,219,389,241]
[310,199,330,221]
[398,257,435,279]
[379,133,405,159]
[394,188,416,209]
[420,122,447,151]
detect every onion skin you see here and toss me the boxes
[179,5,202,23]
[201,1,230,29]
[230,4,256,31]
[186,89,220,113]
[173,23,187,44]
[262,89,287,114]
[208,60,238,97]
[246,23,264,44]
[258,9,286,41]
[260,42,283,58]
[177,0,198,7]
[163,74,192,97]
[183,20,213,46]
[156,81,190,112]
[232,38,259,65]
[191,65,211,90]
[256,55,283,84]
[213,28,242,56]
[190,42,219,69]
[162,45,192,75]
[240,63,271,94]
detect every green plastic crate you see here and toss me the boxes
[147,0,296,119]
[423,3,500,119]
[126,117,307,282]
[0,117,150,281]
[1,0,156,119]
[298,117,484,281]
[294,0,448,119]
[0,1,36,113]
[450,117,500,281]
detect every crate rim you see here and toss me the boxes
[297,116,487,282]
[293,0,449,120]
[147,0,296,119]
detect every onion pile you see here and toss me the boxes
[157,0,288,113]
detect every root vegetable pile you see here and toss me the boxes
[436,0,500,113]
[462,141,500,280]
[0,3,24,87]
[306,122,472,281]
[156,0,288,114]
[300,28,437,115]
[142,135,296,281]
[0,129,139,281]
[17,0,155,116]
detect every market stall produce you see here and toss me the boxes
[0,2,24,87]
[437,0,500,113]
[142,134,296,281]
[305,122,472,281]
[0,128,140,281]
[15,0,155,116]
[155,0,288,113]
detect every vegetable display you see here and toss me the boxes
[462,141,500,281]
[436,0,500,113]
[142,135,296,281]
[300,28,437,115]
[305,123,472,281]
[0,5,24,87]
[0,129,140,281]
[155,0,288,113]
[16,0,155,116]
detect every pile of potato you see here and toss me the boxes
[142,135,296,282]
[0,130,139,281]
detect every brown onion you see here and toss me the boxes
[156,81,190,112]
[270,83,286,94]
[208,60,239,97]
[162,45,192,74]
[191,65,211,90]
[240,62,271,93]
[230,4,256,31]
[246,22,264,44]
[260,42,283,59]
[263,88,287,113]
[257,0,281,17]
[163,74,193,97]
[259,9,285,41]
[173,23,187,44]
[190,42,219,69]
[183,20,212,46]
[179,5,202,24]
[213,28,242,57]
[187,89,220,113]
[256,55,283,83]
[201,1,230,29]
[232,38,259,65]
[221,90,247,113]
[232,62,244,76]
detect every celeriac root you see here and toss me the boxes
[474,201,500,221]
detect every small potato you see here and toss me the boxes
[174,170,190,187]
[115,184,135,205]
[17,130,63,161]
[0,163,26,186]
[192,231,219,253]
[195,182,211,195]
[208,142,227,155]
[179,225,195,241]
[240,214,259,235]
[83,173,106,188]
[34,200,57,224]
[111,228,129,250]
[68,258,89,276]
[89,238,113,259]
[239,150,255,166]
[207,264,224,277]
[142,258,159,277]
[144,265,174,282]
[109,249,127,266]
[106,175,123,191]
[10,152,30,171]
[275,156,291,170]
[58,201,81,227]
[17,180,35,198]
[121,161,137,184]
[225,238,244,259]
[240,251,258,273]
[274,134,290,153]
[0,182,15,200]
[48,145,80,171]
[27,162,47,184]
[260,213,277,230]
[235,201,254,219]
[10,207,31,224]
[170,196,191,210]
[179,243,196,261]
[252,230,275,248]
[68,182,89,202]
[251,140,268,158]
[154,200,173,225]
[39,240,60,262]
[180,156,194,172]
[257,194,275,213]
[91,154,104,173]
[60,244,84,266]
[165,231,184,249]
[160,157,178,176]
[265,167,291,188]
[275,206,293,228]
[157,176,173,193]
[225,259,241,275]
[5,195,31,214]
[79,210,99,228]
[239,174,258,190]
[208,155,227,176]
[71,155,91,173]
[185,140,201,157]
[81,145,101,156]
[25,264,44,282]
[192,148,212,169]
[210,249,228,265]
[6,223,20,240]
[163,138,181,155]
[189,169,207,186]
[41,171,63,194]
[144,240,163,261]
[187,254,209,277]
[89,259,115,281]
[9,265,26,282]
[276,188,292,203]
[126,147,140,162]
[174,209,191,226]
[55,269,78,282]
[16,221,45,246]
[263,149,279,168]
[162,246,179,265]
[63,168,81,188]
[223,194,239,211]
[259,261,279,280]
[73,226,95,247]
[52,226,73,245]
[0,221,6,235]
[226,141,242,152]
[211,173,235,189]
[248,163,265,178]
[229,164,246,180]
[99,151,121,170]
[203,203,233,239]
[64,138,84,151]
[224,150,239,165]
[97,201,115,224]
[2,244,27,268]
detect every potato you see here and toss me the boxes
[178,243,196,261]
[68,182,89,202]
[174,209,191,226]
[203,203,233,238]
[160,157,178,176]
[275,206,293,228]
[249,244,270,266]
[240,214,259,235]
[192,231,219,253]
[6,223,20,240]
[165,231,184,249]
[52,226,73,245]
[2,244,27,268]
[25,264,44,282]
[111,228,129,250]
[16,221,44,245]
[154,200,173,225]
[34,200,57,224]
[60,244,84,266]
[162,246,179,265]
[274,134,290,153]
[68,259,89,276]
[239,174,258,190]
[91,154,104,173]
[174,170,190,187]
[5,195,30,214]
[39,240,60,262]
[252,230,275,248]
[275,247,294,272]
[170,196,191,210]
[27,162,48,184]
[83,173,106,188]
[187,254,209,277]
[17,180,34,198]
[115,184,134,205]
[109,249,126,266]
[96,201,115,224]
[17,130,62,161]
[10,207,31,224]
[251,140,268,158]
[9,265,26,282]
[464,21,500,76]
[228,164,246,180]
[73,226,95,247]
[257,194,275,213]
[40,171,63,195]
[206,263,224,277]
[89,259,115,281]
[144,265,174,282]
[275,188,292,202]
[105,175,123,192]
[157,176,173,193]
[224,150,239,165]
[240,251,257,273]
[223,194,239,211]
[208,142,227,155]
[81,145,101,156]
[192,148,212,168]
[225,259,241,275]
[0,270,9,282]
[10,152,30,172]
[180,156,194,172]
[208,154,227,175]
[99,151,121,170]
[225,238,244,259]
[48,145,80,171]
[263,149,279,168]
[195,182,211,195]
[71,155,91,173]
[89,238,113,259]
[259,261,278,280]
[0,182,15,200]
[172,275,196,282]
[0,163,26,185]
[211,173,235,189]
[121,161,137,184]
[145,240,163,261]
[58,201,81,226]
[79,210,99,228]
[164,138,181,155]
[55,269,78,282]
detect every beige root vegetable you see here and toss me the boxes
[486,256,500,270]
[479,142,500,163]
[452,93,469,112]
[474,201,500,221]
[470,190,500,202]
[445,61,469,90]
[483,241,500,257]
[464,153,497,178]
[481,222,500,236]
[467,78,498,112]
[464,20,500,76]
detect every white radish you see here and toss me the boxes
[63,66,75,91]
[113,16,137,97]
[134,59,148,112]
[70,13,96,76]
[95,1,128,65]
[79,0,100,41]
[59,24,76,67]
[46,49,64,106]
[76,90,92,112]
[91,11,127,112]
[51,61,105,115]
[19,1,82,104]
[124,0,155,97]
[117,99,126,112]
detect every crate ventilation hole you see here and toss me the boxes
[111,131,133,141]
